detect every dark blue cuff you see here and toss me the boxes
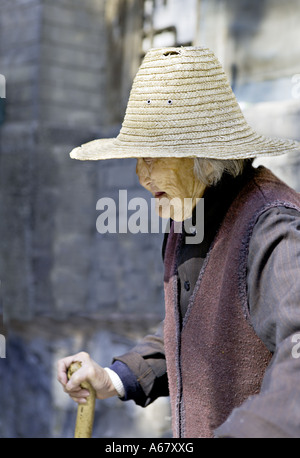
[110,361,147,406]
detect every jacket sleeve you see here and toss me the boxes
[215,206,300,438]
[110,320,169,407]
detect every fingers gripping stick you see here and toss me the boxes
[67,361,96,438]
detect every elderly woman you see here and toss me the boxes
[57,47,300,438]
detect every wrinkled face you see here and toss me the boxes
[136,157,206,221]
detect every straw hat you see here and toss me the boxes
[70,46,300,161]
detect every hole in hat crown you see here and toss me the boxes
[163,50,180,57]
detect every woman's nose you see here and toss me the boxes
[136,159,151,187]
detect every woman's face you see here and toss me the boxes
[136,157,206,221]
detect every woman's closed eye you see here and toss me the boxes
[143,158,153,165]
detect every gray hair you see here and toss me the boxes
[193,158,251,186]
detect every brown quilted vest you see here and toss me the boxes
[163,166,300,438]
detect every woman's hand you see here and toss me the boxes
[57,351,118,404]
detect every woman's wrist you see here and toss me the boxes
[104,367,125,398]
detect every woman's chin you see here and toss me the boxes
[155,203,192,222]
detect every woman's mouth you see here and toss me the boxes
[154,191,166,198]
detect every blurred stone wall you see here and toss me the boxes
[0,0,300,439]
[0,0,170,438]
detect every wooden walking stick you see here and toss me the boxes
[67,361,96,438]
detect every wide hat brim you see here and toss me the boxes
[70,47,300,161]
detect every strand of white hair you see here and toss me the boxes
[193,158,252,186]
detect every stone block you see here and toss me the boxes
[42,21,104,52]
[41,104,102,126]
[43,2,104,30]
[39,80,104,113]
[0,17,40,51]
[40,64,100,92]
[0,0,40,9]
[1,43,40,67]
[105,159,139,190]
[0,1,42,27]
[44,0,104,14]
[41,43,105,71]
[3,63,37,87]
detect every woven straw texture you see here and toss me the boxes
[70,46,300,161]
